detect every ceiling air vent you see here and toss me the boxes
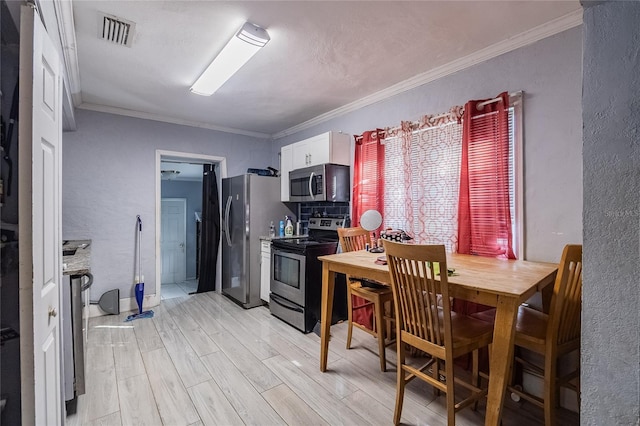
[99,13,136,47]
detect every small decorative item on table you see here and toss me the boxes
[380,229,412,243]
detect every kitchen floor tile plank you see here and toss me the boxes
[153,311,212,388]
[196,294,279,361]
[269,330,357,399]
[207,327,282,392]
[263,354,367,425]
[81,347,119,421]
[200,351,285,425]
[161,282,186,300]
[79,411,122,426]
[262,383,330,426]
[245,304,343,363]
[176,295,226,335]
[117,374,163,426]
[112,323,146,380]
[209,299,355,399]
[163,297,220,356]
[327,321,438,403]
[85,314,115,349]
[142,347,200,426]
[133,312,164,353]
[187,379,244,426]
[85,340,115,373]
[343,389,399,426]
[331,358,446,426]
[311,321,399,370]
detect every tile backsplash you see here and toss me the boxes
[297,202,350,234]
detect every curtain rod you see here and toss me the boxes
[358,91,522,141]
[477,91,520,109]
[427,112,451,120]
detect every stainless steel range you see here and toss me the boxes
[269,216,348,333]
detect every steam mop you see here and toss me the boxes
[125,215,154,321]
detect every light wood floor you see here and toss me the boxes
[66,291,579,426]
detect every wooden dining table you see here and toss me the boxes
[318,250,558,426]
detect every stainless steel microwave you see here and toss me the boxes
[289,163,350,202]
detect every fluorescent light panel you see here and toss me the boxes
[190,22,270,96]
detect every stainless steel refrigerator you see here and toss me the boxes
[222,174,293,308]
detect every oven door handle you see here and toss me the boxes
[271,293,304,313]
[224,195,232,247]
[308,172,315,200]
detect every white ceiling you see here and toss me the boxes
[66,1,582,138]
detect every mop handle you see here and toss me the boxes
[137,215,142,279]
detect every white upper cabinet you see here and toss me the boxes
[280,131,351,201]
[280,144,293,202]
[291,131,351,170]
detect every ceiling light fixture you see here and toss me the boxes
[160,170,181,180]
[190,22,270,96]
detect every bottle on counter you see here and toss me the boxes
[269,221,275,238]
[284,216,294,237]
[279,220,285,237]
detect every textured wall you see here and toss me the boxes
[274,27,584,264]
[161,179,203,279]
[62,110,271,302]
[582,2,640,424]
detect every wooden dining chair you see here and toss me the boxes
[510,244,582,425]
[384,240,493,426]
[472,244,582,426]
[338,226,394,372]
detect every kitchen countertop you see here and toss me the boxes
[62,239,91,276]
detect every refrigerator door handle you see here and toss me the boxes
[224,195,232,247]
[308,172,315,200]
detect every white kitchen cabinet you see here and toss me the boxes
[290,131,350,170]
[280,144,293,201]
[260,240,271,302]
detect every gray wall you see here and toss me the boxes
[62,110,271,302]
[161,179,203,279]
[274,27,584,264]
[582,2,640,424]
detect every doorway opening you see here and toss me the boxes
[156,150,227,301]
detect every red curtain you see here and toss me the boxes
[350,129,385,330]
[458,92,515,260]
[455,92,515,371]
[352,129,385,232]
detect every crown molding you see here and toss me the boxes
[54,0,81,98]
[272,9,583,140]
[77,103,272,139]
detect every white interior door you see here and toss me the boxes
[161,198,187,284]
[18,5,63,425]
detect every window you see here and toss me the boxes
[384,120,462,253]
[381,93,523,257]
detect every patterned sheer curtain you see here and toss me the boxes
[383,107,464,252]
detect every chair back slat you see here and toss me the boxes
[385,241,450,348]
[549,245,583,346]
[338,227,371,253]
